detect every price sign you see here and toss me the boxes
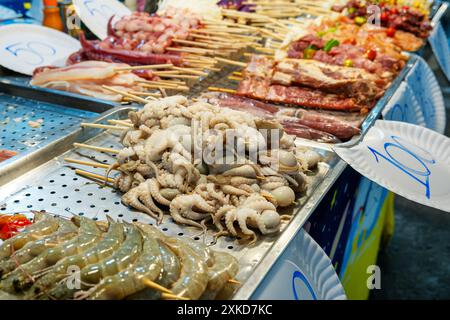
[334,120,450,212]
[429,22,450,82]
[382,82,425,126]
[73,0,131,40]
[0,24,80,75]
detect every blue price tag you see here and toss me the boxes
[429,21,450,82]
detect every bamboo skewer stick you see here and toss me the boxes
[160,293,189,300]
[228,75,243,81]
[64,158,111,169]
[128,91,162,98]
[215,57,247,67]
[114,64,173,71]
[171,66,208,76]
[172,38,220,49]
[107,119,134,127]
[80,123,129,131]
[152,70,180,75]
[228,279,241,285]
[208,87,238,94]
[141,83,189,92]
[73,142,120,154]
[102,85,151,104]
[75,169,115,184]
[142,278,173,294]
[157,74,199,80]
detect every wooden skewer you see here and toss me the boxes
[80,123,129,131]
[107,119,134,127]
[73,142,120,154]
[228,75,243,81]
[160,293,189,300]
[171,66,208,77]
[157,74,199,80]
[167,46,217,55]
[142,278,173,294]
[215,57,247,67]
[233,71,243,76]
[128,91,162,98]
[144,84,189,92]
[172,38,219,49]
[102,85,150,104]
[208,87,238,94]
[152,70,180,75]
[228,279,241,285]
[64,158,111,169]
[114,64,173,71]
[75,169,115,184]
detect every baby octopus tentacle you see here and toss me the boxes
[148,178,171,207]
[122,183,160,222]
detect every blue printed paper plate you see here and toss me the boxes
[250,229,346,300]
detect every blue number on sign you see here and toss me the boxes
[292,270,317,300]
[367,135,435,199]
[84,0,114,19]
[5,41,56,66]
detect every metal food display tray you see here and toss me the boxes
[0,106,344,299]
[0,82,118,186]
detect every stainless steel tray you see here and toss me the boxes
[0,86,109,185]
[0,106,343,299]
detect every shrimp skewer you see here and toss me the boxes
[80,231,163,300]
[200,251,239,300]
[27,217,124,299]
[46,223,142,299]
[0,217,102,293]
[0,217,78,278]
[0,212,59,260]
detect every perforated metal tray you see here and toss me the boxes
[0,106,343,299]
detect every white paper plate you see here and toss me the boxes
[405,56,446,134]
[0,24,80,75]
[251,229,346,300]
[73,0,131,40]
[382,81,426,127]
[334,120,450,212]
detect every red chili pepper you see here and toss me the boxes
[0,214,31,240]
[344,37,357,45]
[390,8,399,15]
[386,27,396,37]
[402,6,410,11]
[365,49,377,61]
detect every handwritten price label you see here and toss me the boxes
[0,24,80,75]
[334,120,450,212]
[73,0,131,39]
[368,135,435,199]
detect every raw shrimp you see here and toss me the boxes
[0,212,59,260]
[0,217,102,293]
[83,232,162,300]
[27,217,124,298]
[45,223,142,299]
[163,238,208,299]
[200,251,239,300]
[0,217,78,278]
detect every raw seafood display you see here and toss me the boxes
[71,96,324,243]
[69,6,257,68]
[0,212,239,300]
[30,61,159,101]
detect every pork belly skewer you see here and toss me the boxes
[212,54,386,112]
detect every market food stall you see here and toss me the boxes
[0,0,448,301]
